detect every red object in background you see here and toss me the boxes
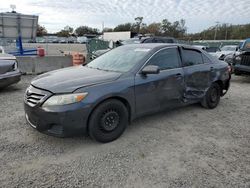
[72,53,86,66]
[37,47,45,57]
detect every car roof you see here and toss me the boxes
[222,45,237,47]
[0,53,16,60]
[123,43,201,51]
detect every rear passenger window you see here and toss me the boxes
[182,49,203,66]
[147,48,180,70]
[202,54,212,64]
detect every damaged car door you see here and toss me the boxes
[181,47,212,100]
[135,47,185,116]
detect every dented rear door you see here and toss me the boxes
[181,48,211,99]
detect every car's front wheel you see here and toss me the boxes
[88,99,128,143]
[201,83,221,109]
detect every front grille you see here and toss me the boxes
[25,86,50,107]
[240,55,250,66]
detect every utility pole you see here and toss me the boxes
[225,23,229,40]
[214,21,219,40]
[102,21,104,39]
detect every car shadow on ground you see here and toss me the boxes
[0,84,22,93]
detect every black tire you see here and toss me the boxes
[201,83,221,109]
[88,99,128,143]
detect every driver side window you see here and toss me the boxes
[147,48,181,70]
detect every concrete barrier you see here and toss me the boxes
[17,56,73,74]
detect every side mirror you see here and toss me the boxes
[141,65,160,75]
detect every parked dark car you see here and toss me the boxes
[91,37,177,59]
[141,36,177,44]
[24,44,231,143]
[231,38,250,75]
[0,54,21,89]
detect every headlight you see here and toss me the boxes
[43,92,88,107]
[13,61,18,71]
[235,56,241,61]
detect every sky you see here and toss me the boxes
[0,0,250,33]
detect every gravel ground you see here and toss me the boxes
[0,75,250,187]
[23,43,87,56]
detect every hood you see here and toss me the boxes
[215,51,234,57]
[31,66,122,93]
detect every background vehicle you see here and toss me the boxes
[0,54,21,88]
[91,36,177,59]
[232,38,250,75]
[214,45,238,60]
[141,36,176,43]
[24,44,230,143]
[77,36,89,44]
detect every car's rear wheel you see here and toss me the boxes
[201,83,221,109]
[88,99,128,143]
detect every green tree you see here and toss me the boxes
[113,23,133,32]
[103,28,113,32]
[145,22,161,35]
[75,26,99,36]
[134,17,144,34]
[161,19,186,38]
[36,24,47,37]
[56,26,74,37]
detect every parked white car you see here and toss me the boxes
[77,36,88,44]
[214,45,238,60]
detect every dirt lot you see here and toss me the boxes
[22,43,87,56]
[0,75,250,187]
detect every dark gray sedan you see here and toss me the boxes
[0,54,21,89]
[24,44,231,143]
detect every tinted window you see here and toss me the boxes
[142,38,154,43]
[148,48,180,70]
[182,49,203,66]
[154,38,164,43]
[163,38,174,43]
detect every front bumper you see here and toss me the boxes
[0,70,21,88]
[24,101,92,137]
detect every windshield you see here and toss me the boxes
[242,41,250,50]
[221,46,236,51]
[87,46,151,72]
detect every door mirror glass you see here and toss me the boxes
[141,65,160,75]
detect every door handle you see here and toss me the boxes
[175,73,182,77]
[210,67,214,71]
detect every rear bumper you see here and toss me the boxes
[0,70,21,88]
[24,102,91,137]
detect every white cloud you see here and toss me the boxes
[1,0,250,33]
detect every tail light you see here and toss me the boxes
[227,65,232,73]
